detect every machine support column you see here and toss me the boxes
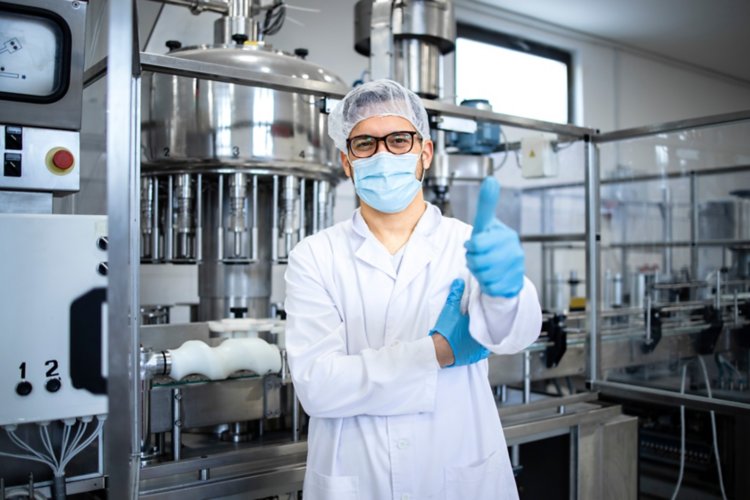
[584,137,601,383]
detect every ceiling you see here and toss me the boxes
[473,0,750,84]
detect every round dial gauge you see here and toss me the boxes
[0,9,66,100]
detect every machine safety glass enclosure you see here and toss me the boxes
[594,117,750,409]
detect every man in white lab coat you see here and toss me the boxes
[285,79,542,500]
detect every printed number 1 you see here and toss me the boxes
[19,362,26,379]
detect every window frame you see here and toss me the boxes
[455,23,574,124]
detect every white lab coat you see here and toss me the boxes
[285,203,542,500]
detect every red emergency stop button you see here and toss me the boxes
[52,149,75,170]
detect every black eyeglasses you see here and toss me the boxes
[346,131,421,158]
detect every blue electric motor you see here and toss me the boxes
[449,99,503,155]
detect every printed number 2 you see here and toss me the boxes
[45,360,59,378]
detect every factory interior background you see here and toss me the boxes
[1,0,749,498]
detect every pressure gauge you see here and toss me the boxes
[0,3,70,103]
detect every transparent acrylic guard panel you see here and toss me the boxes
[597,119,750,404]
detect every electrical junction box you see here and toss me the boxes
[0,214,108,425]
[520,135,559,178]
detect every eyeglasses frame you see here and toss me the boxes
[346,130,422,158]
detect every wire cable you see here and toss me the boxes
[2,415,106,485]
[670,363,688,500]
[39,424,60,470]
[697,356,728,500]
[491,128,510,173]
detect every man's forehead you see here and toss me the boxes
[349,115,417,136]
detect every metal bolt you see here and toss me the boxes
[97,262,108,276]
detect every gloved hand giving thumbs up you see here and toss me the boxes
[429,279,490,367]
[465,177,525,298]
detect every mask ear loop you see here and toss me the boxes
[417,138,428,183]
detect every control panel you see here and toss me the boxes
[0,124,80,193]
[0,214,108,425]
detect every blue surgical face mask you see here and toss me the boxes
[351,152,423,214]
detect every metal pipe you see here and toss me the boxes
[715,271,722,311]
[318,181,330,231]
[228,173,247,258]
[251,175,258,261]
[662,186,673,276]
[645,295,652,345]
[734,292,740,324]
[369,0,395,81]
[523,350,531,404]
[145,0,229,15]
[139,349,154,458]
[129,71,144,481]
[584,138,601,382]
[282,176,298,257]
[292,389,300,443]
[141,177,154,259]
[166,175,174,261]
[272,175,279,262]
[299,179,306,241]
[138,51,594,137]
[217,174,224,259]
[196,174,203,261]
[175,173,193,259]
[172,388,182,461]
[593,109,750,144]
[613,273,623,308]
[690,172,698,281]
[228,0,250,17]
[312,180,320,233]
[152,177,160,261]
[106,0,138,494]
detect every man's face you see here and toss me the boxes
[340,115,434,180]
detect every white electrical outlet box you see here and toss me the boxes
[520,135,559,178]
[0,214,108,425]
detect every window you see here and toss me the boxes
[455,24,572,124]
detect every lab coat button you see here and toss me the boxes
[397,439,409,450]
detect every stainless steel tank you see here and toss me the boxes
[141,43,345,320]
[354,0,455,98]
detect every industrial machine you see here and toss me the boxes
[0,0,109,497]
[133,0,347,496]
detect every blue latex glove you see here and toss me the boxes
[464,177,525,298]
[429,279,490,367]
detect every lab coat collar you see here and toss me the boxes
[351,203,441,289]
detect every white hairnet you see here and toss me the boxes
[328,79,431,153]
